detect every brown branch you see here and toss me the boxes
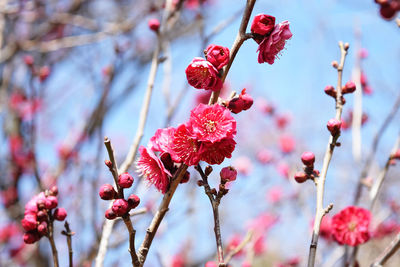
[371,233,400,267]
[47,216,60,267]
[224,230,253,264]
[137,164,189,266]
[208,0,257,105]
[307,41,349,267]
[61,221,74,267]
[195,164,225,265]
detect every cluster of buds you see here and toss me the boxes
[23,55,51,82]
[226,89,254,114]
[99,167,140,220]
[21,186,67,244]
[375,0,400,20]
[197,165,237,197]
[294,152,319,183]
[324,81,356,104]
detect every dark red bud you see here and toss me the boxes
[294,172,308,183]
[301,151,315,166]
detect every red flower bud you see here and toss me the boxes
[148,19,160,32]
[23,55,34,66]
[45,196,58,210]
[39,66,51,82]
[220,166,237,183]
[294,172,308,183]
[251,14,276,36]
[327,119,342,135]
[380,3,396,19]
[180,171,190,184]
[37,211,48,222]
[240,89,253,110]
[99,184,116,200]
[118,172,134,188]
[112,199,130,216]
[127,194,140,209]
[185,57,222,91]
[49,185,58,196]
[324,85,336,98]
[105,209,117,220]
[227,97,245,114]
[392,149,400,160]
[104,159,112,168]
[54,208,67,221]
[37,222,48,235]
[301,151,315,166]
[21,215,37,231]
[23,231,40,244]
[205,44,230,70]
[36,199,46,210]
[342,81,356,94]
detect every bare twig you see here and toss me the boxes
[47,217,60,267]
[371,233,400,267]
[61,221,74,267]
[307,41,349,267]
[353,93,400,205]
[224,230,253,264]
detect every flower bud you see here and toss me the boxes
[342,81,356,94]
[45,196,58,210]
[392,149,400,160]
[148,18,160,32]
[127,194,140,209]
[205,44,230,70]
[104,159,112,168]
[49,185,58,196]
[301,151,315,166]
[105,209,117,220]
[205,165,213,176]
[99,184,116,200]
[220,166,237,183]
[112,199,130,216]
[54,208,67,221]
[24,55,34,66]
[250,14,276,36]
[36,199,46,210]
[327,118,342,135]
[240,89,253,110]
[331,60,339,68]
[118,172,134,188]
[228,97,245,114]
[180,171,190,184]
[37,222,48,235]
[23,231,40,244]
[21,215,38,231]
[324,85,336,98]
[294,172,308,183]
[39,66,51,82]
[37,210,48,222]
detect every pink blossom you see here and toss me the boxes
[137,146,171,193]
[267,186,283,204]
[205,44,230,70]
[277,162,290,178]
[233,156,253,176]
[185,57,222,91]
[189,104,236,143]
[253,235,266,255]
[256,149,273,164]
[171,124,202,166]
[226,234,243,257]
[279,135,295,154]
[331,206,371,246]
[170,254,185,267]
[247,213,278,235]
[200,138,236,165]
[257,21,292,65]
[251,14,276,36]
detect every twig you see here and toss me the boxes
[371,233,400,267]
[307,41,349,267]
[369,133,400,210]
[224,230,254,264]
[47,217,60,267]
[195,164,225,265]
[353,93,400,205]
[136,164,189,266]
[61,221,74,267]
[208,0,257,105]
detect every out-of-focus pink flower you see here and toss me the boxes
[276,162,290,179]
[372,220,400,239]
[200,138,236,165]
[226,234,243,257]
[205,44,229,70]
[148,18,160,32]
[185,57,222,91]
[257,21,292,65]
[267,186,283,204]
[0,223,20,243]
[274,256,301,267]
[205,261,217,267]
[233,156,253,176]
[171,124,202,166]
[137,146,171,193]
[170,253,185,267]
[257,98,275,115]
[253,234,266,255]
[279,135,295,154]
[247,213,279,235]
[256,149,274,164]
[358,48,368,59]
[275,114,290,129]
[331,206,371,246]
[320,216,333,240]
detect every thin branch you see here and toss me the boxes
[369,133,400,210]
[353,93,400,205]
[224,230,254,264]
[47,217,60,267]
[307,41,349,267]
[371,233,400,267]
[208,0,257,105]
[61,221,74,267]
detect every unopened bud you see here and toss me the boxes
[327,118,342,136]
[294,172,308,183]
[344,43,350,51]
[331,60,339,68]
[127,194,140,209]
[104,160,112,168]
[301,151,315,166]
[105,209,117,220]
[220,166,237,183]
[205,165,213,176]
[324,85,336,98]
[342,81,356,94]
[148,18,160,32]
[118,172,134,188]
[99,184,116,200]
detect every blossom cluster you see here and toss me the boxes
[250,14,292,65]
[137,103,237,193]
[21,186,67,244]
[99,172,141,220]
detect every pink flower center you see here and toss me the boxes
[205,120,216,132]
[348,221,358,232]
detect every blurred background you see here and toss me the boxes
[0,0,399,266]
